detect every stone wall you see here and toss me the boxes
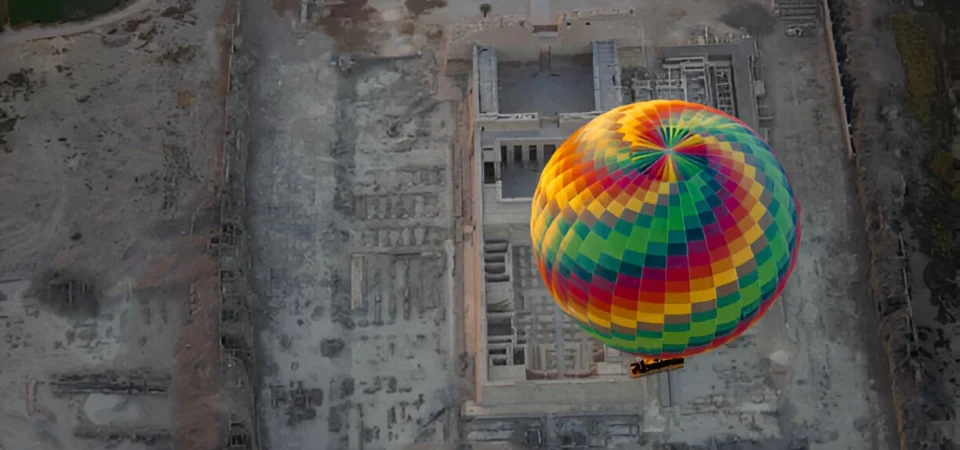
[445,8,748,65]
[446,9,643,62]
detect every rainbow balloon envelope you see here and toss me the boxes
[531,100,801,358]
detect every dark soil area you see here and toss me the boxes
[7,0,130,26]
[0,0,8,30]
[404,0,446,17]
[907,0,960,323]
[316,0,381,52]
[719,2,777,36]
[28,270,101,318]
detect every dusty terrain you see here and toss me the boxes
[230,0,463,448]
[740,18,898,449]
[234,0,904,449]
[832,0,958,448]
[0,0,955,448]
[0,0,229,449]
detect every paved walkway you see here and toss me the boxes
[0,0,153,44]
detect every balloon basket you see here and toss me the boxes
[628,357,685,378]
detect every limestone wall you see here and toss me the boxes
[482,185,532,226]
[445,8,748,65]
[475,45,499,114]
[476,113,541,131]
[472,125,491,398]
[558,112,603,130]
[476,375,656,407]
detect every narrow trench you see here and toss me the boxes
[825,0,858,154]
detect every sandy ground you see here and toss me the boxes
[741,23,898,449]
[2,0,953,448]
[0,0,227,448]
[233,0,462,448]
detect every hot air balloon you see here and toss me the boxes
[530,100,800,362]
